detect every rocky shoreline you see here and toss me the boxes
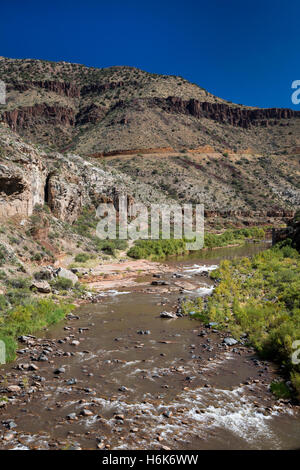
[0,250,299,450]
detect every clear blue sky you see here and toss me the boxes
[1,0,299,109]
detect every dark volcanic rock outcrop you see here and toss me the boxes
[75,104,107,125]
[114,96,300,129]
[7,80,80,98]
[2,104,75,132]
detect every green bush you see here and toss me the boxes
[204,227,265,249]
[95,239,128,256]
[74,252,90,263]
[5,288,32,307]
[127,227,265,260]
[128,238,186,260]
[270,381,292,399]
[31,252,43,262]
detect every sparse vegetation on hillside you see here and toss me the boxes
[72,207,128,256]
[1,56,300,156]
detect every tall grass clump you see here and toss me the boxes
[0,299,74,362]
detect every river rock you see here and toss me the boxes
[3,420,17,429]
[223,337,238,346]
[151,280,169,286]
[38,354,48,362]
[6,385,21,393]
[114,414,124,421]
[80,409,93,417]
[67,378,77,385]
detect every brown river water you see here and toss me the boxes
[1,241,300,450]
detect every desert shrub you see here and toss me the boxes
[6,277,31,289]
[31,252,43,262]
[95,239,127,256]
[0,244,8,266]
[74,252,90,263]
[0,269,6,280]
[51,277,73,291]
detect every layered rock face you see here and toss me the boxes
[150,96,300,128]
[2,94,298,140]
[0,125,167,223]
[0,126,113,221]
[0,123,299,227]
[2,104,75,132]
[7,80,81,98]
[0,144,47,218]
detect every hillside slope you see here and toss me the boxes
[0,57,300,155]
[0,57,299,227]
